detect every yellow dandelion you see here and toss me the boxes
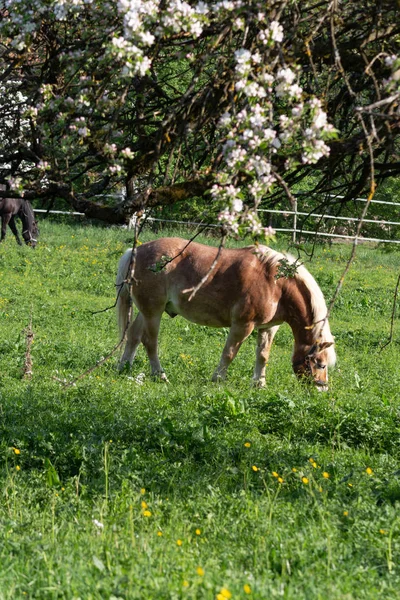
[292,467,297,472]
[196,566,205,576]
[157,531,163,537]
[278,477,284,484]
[16,465,20,471]
[379,529,387,535]
[302,476,309,485]
[272,471,279,478]
[195,528,201,535]
[322,472,330,479]
[252,465,258,472]
[343,510,349,517]
[366,467,373,475]
[183,580,189,588]
[141,500,148,509]
[311,462,317,469]
[348,483,353,487]
[244,442,251,448]
[142,510,151,517]
[244,583,252,594]
[140,488,146,494]
[219,589,232,599]
[177,539,183,546]
[13,448,21,455]
[309,457,315,464]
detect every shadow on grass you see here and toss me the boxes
[1,376,400,503]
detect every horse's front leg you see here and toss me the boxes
[1,214,11,242]
[253,325,280,387]
[141,313,168,382]
[212,322,254,382]
[8,216,23,245]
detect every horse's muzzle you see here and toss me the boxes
[315,379,328,392]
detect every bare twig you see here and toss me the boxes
[148,223,215,273]
[89,281,125,315]
[23,311,34,380]
[274,172,297,209]
[182,234,226,301]
[55,332,129,388]
[61,208,148,388]
[381,272,400,351]
[310,2,378,336]
[356,94,400,113]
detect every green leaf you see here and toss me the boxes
[44,458,60,488]
[92,555,106,572]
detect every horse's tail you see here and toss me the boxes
[20,200,39,246]
[116,249,134,340]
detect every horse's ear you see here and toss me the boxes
[318,341,334,351]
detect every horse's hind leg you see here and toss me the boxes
[253,326,280,387]
[8,216,23,245]
[212,322,254,382]
[141,313,168,382]
[118,312,145,371]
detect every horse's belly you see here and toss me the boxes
[180,310,229,328]
[166,297,231,328]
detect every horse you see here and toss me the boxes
[116,237,336,390]
[0,197,39,247]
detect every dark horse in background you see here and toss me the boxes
[0,197,39,247]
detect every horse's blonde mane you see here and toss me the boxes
[255,245,336,366]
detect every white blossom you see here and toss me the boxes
[277,68,296,84]
[313,108,328,129]
[219,112,231,127]
[385,55,397,67]
[121,147,134,158]
[93,519,104,529]
[269,21,284,42]
[232,198,243,212]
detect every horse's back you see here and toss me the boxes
[124,238,280,328]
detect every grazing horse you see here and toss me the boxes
[116,238,336,390]
[0,197,39,247]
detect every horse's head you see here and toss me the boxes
[22,220,39,248]
[293,341,335,391]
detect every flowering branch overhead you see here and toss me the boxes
[0,0,399,232]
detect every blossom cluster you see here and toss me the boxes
[5,0,396,242]
[212,22,337,238]
[110,1,208,76]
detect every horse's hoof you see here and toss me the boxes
[117,361,131,373]
[211,374,226,383]
[151,371,169,383]
[253,378,266,388]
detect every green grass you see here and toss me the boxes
[0,221,399,599]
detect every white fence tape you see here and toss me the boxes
[33,195,400,244]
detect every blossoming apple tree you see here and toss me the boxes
[0,0,399,236]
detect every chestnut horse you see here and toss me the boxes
[0,197,39,247]
[116,238,336,389]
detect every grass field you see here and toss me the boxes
[0,220,399,599]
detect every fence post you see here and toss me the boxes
[292,196,298,243]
